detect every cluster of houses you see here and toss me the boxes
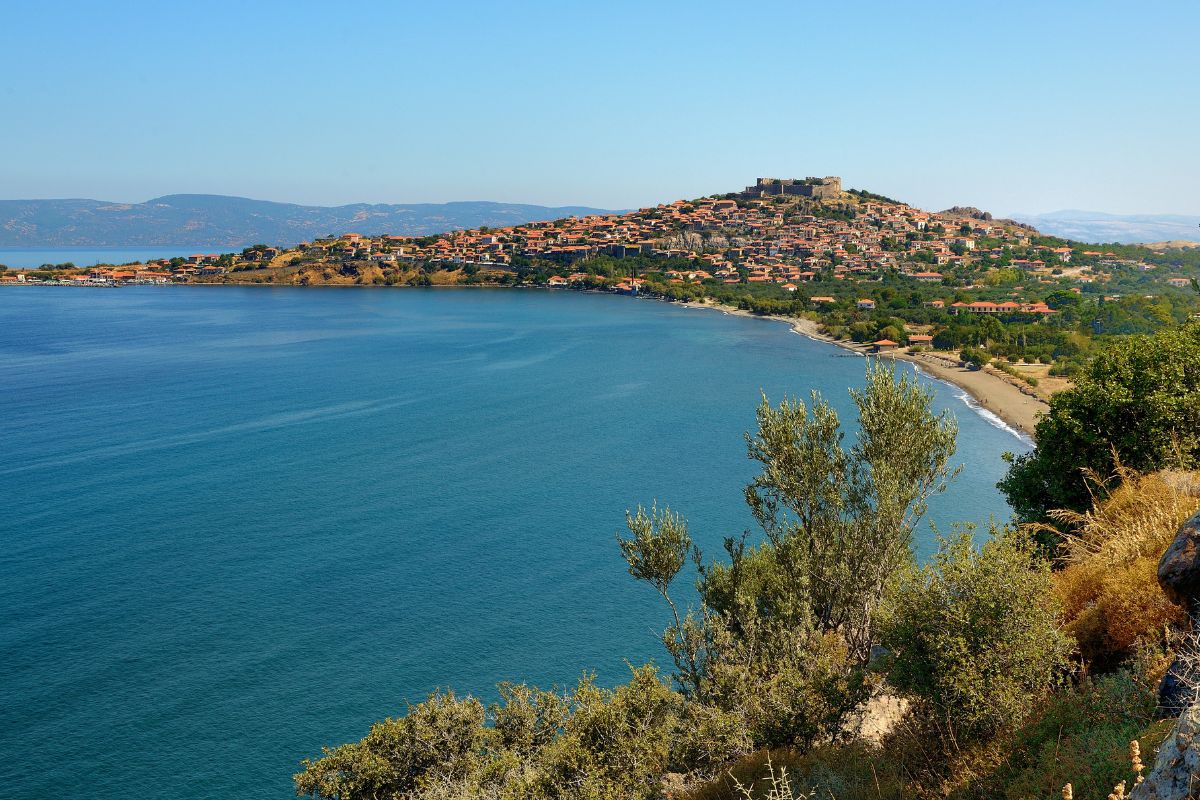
[3,179,1184,301]
[260,182,1130,298]
[304,191,1015,281]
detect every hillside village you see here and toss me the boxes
[7,177,1199,389]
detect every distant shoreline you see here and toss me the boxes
[4,279,1047,437]
[674,298,1045,438]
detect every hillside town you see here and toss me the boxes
[4,177,1180,298]
[6,179,1197,390]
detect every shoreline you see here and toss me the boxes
[10,279,1047,438]
[677,299,1046,439]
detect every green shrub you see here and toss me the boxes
[882,527,1072,744]
[959,347,990,369]
[296,666,696,800]
[1002,322,1200,522]
[294,691,488,800]
[971,671,1167,800]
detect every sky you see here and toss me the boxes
[2,1,1198,215]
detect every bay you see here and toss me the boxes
[0,287,1027,799]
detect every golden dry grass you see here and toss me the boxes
[1045,468,1200,665]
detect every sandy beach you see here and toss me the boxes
[679,300,1049,438]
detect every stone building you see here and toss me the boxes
[742,176,843,200]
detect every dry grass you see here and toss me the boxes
[683,743,904,800]
[1039,468,1200,667]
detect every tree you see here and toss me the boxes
[740,361,959,662]
[620,363,960,751]
[1000,322,1200,523]
[617,505,704,693]
[882,527,1071,744]
[960,347,990,369]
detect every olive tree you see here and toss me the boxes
[742,360,959,662]
[619,361,961,748]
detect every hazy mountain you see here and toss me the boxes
[0,194,618,248]
[1009,209,1200,244]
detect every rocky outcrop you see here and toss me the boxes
[1159,511,1200,609]
[1130,702,1200,800]
[940,206,994,221]
[1157,510,1200,716]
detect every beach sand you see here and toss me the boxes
[679,300,1049,438]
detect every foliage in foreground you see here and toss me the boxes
[693,670,1164,800]
[1000,322,1200,526]
[692,462,1194,800]
[295,666,696,800]
[296,363,964,798]
[882,527,1072,746]
[296,347,1196,800]
[618,362,959,753]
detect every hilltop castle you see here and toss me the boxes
[741,176,842,200]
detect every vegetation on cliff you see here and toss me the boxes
[293,320,1200,798]
[1000,323,1200,526]
[293,365,1063,799]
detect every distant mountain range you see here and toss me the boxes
[7,193,1197,250]
[1008,209,1200,245]
[0,195,618,248]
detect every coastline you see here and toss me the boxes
[678,299,1046,439]
[10,278,1047,439]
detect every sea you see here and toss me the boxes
[0,286,1029,799]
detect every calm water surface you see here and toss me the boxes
[0,287,1027,799]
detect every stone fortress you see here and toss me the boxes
[741,176,843,200]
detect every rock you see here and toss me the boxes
[842,691,909,746]
[1131,701,1200,800]
[1157,657,1198,719]
[1158,511,1200,609]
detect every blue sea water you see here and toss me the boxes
[0,287,1028,799]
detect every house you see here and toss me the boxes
[907,334,934,346]
[872,339,899,352]
[811,296,836,304]
[911,271,943,282]
[856,298,876,310]
[781,283,797,292]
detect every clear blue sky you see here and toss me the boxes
[2,1,1197,215]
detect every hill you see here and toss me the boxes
[0,194,617,248]
[1009,209,1200,244]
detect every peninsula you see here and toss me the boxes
[9,176,1200,435]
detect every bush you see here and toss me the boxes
[959,347,990,369]
[972,671,1167,800]
[1000,323,1200,523]
[882,527,1072,745]
[296,666,701,800]
[294,691,488,800]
